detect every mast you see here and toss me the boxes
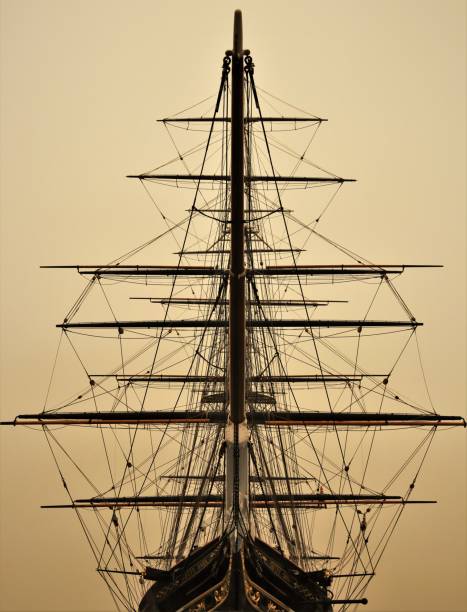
[225,9,249,540]
[229,8,245,426]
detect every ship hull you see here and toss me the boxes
[139,534,332,611]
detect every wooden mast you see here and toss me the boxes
[229,8,245,426]
[224,9,249,538]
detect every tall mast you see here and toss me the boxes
[229,9,245,425]
[225,9,249,538]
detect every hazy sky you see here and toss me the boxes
[1,1,465,611]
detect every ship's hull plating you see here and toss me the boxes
[139,534,332,611]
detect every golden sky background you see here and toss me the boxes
[1,1,465,611]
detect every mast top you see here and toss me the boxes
[233,10,243,56]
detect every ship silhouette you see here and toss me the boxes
[2,10,465,612]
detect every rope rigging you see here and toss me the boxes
[9,46,457,612]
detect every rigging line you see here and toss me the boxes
[45,428,101,494]
[139,64,229,409]
[160,509,223,562]
[41,428,129,611]
[64,276,97,323]
[185,429,224,556]
[97,277,119,322]
[148,133,225,172]
[101,435,179,498]
[383,274,416,321]
[252,89,286,117]
[262,429,371,495]
[193,203,279,225]
[251,121,271,180]
[255,85,321,118]
[105,428,220,496]
[100,422,181,562]
[91,538,136,608]
[247,273,369,509]
[356,384,388,511]
[167,452,215,559]
[105,68,231,542]
[310,333,429,413]
[341,278,384,476]
[132,275,227,404]
[249,441,283,552]
[42,377,122,413]
[116,348,202,381]
[195,196,222,266]
[110,384,126,412]
[312,183,343,226]
[323,512,339,573]
[251,89,284,117]
[77,377,135,414]
[125,425,139,508]
[101,447,175,567]
[256,131,340,178]
[362,275,384,321]
[168,425,203,558]
[287,220,379,268]
[107,216,192,266]
[42,330,64,411]
[405,429,437,491]
[370,431,437,572]
[258,156,301,220]
[388,328,417,376]
[91,507,142,604]
[112,307,139,508]
[87,206,224,277]
[361,500,397,553]
[278,119,322,160]
[264,136,314,213]
[342,449,379,578]
[111,518,135,608]
[275,425,308,558]
[382,430,434,493]
[195,347,225,372]
[163,122,214,210]
[242,127,308,556]
[271,332,359,384]
[338,398,367,491]
[256,122,318,135]
[63,330,92,379]
[285,183,343,254]
[163,122,231,134]
[223,74,230,218]
[104,510,142,578]
[90,380,118,507]
[103,380,151,413]
[414,330,437,412]
[344,542,374,605]
[139,180,183,252]
[339,380,425,415]
[102,319,227,565]
[252,428,295,554]
[98,422,116,495]
[169,93,216,119]
[247,67,358,503]
[340,530,369,600]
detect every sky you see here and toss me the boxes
[1,1,466,611]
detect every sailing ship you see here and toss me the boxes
[2,10,465,612]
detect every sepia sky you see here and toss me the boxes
[1,1,465,611]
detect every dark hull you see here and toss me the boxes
[139,534,332,611]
